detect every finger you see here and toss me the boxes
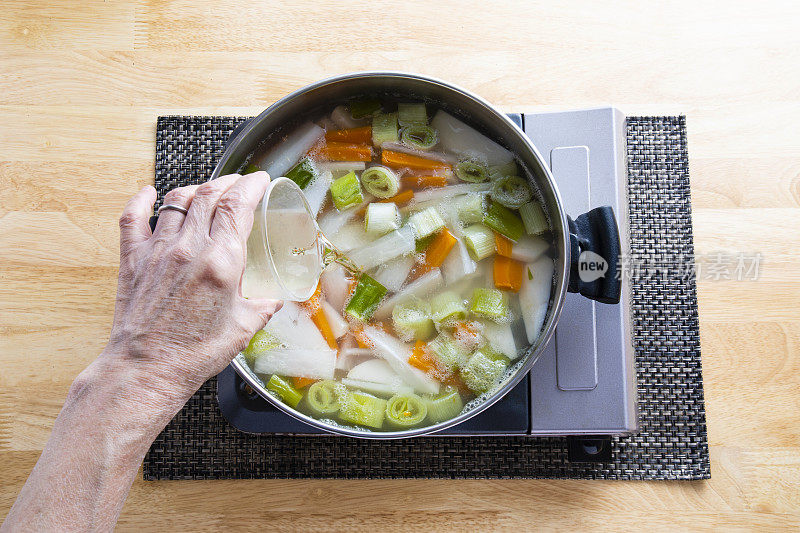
[119,185,157,254]
[210,171,270,245]
[153,184,200,237]
[238,298,283,336]
[182,173,242,235]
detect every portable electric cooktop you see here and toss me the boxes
[218,108,638,453]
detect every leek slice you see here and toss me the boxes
[519,201,549,235]
[330,171,364,211]
[285,158,317,189]
[360,166,400,198]
[266,375,303,408]
[372,112,399,147]
[401,125,438,151]
[491,175,532,209]
[392,298,436,341]
[470,288,509,321]
[397,103,428,126]
[338,390,387,429]
[460,349,509,394]
[345,274,388,322]
[483,201,524,242]
[408,207,445,238]
[427,333,468,371]
[305,380,341,416]
[430,291,467,324]
[462,224,495,260]
[349,99,382,119]
[454,193,486,224]
[455,160,489,183]
[365,202,401,235]
[242,329,282,366]
[385,394,428,428]
[425,387,464,423]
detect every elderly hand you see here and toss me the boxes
[105,171,281,407]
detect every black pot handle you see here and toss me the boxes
[566,206,621,304]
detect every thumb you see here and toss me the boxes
[238,298,283,336]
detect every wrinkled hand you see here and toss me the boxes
[105,171,281,406]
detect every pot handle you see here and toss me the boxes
[566,206,621,304]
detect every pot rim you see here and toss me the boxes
[216,71,571,439]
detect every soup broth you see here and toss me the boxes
[239,100,554,432]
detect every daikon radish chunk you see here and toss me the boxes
[321,301,349,339]
[253,348,336,380]
[255,122,324,179]
[359,326,440,395]
[263,302,329,351]
[518,256,554,343]
[303,170,333,216]
[510,235,550,263]
[341,378,414,398]
[441,238,478,285]
[373,269,444,320]
[347,359,399,384]
[483,321,519,359]
[347,226,416,271]
[320,265,351,312]
[431,111,513,166]
[372,255,415,292]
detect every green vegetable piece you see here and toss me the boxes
[400,125,438,151]
[330,170,364,211]
[460,349,509,394]
[470,288,509,321]
[455,160,489,183]
[243,163,261,175]
[349,99,382,119]
[430,291,467,324]
[425,386,464,423]
[408,206,445,238]
[305,380,341,417]
[397,103,428,126]
[385,394,428,428]
[427,333,468,371]
[360,165,400,198]
[266,375,303,408]
[415,233,437,252]
[372,112,399,146]
[488,160,519,180]
[462,224,495,260]
[491,175,532,209]
[392,298,436,341]
[345,274,388,322]
[483,200,524,242]
[519,201,549,235]
[454,193,485,225]
[338,390,387,429]
[285,158,317,189]
[242,329,281,366]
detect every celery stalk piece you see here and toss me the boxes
[431,111,514,166]
[483,201,525,242]
[345,274,388,322]
[285,158,317,189]
[266,375,304,408]
[385,394,428,428]
[397,103,428,126]
[253,348,337,380]
[488,160,519,180]
[454,193,486,225]
[359,325,440,395]
[349,99,382,119]
[427,333,468,371]
[470,288,509,321]
[441,238,478,285]
[372,255,415,292]
[455,159,489,183]
[425,387,464,423]
[330,171,364,211]
[400,125,438,151]
[430,291,467,324]
[365,202,401,235]
[491,175,533,209]
[305,380,341,416]
[408,206,446,239]
[519,201,549,235]
[392,298,436,341]
[511,235,549,263]
[243,163,261,175]
[360,166,400,198]
[373,269,444,320]
[338,390,387,429]
[255,122,324,179]
[459,349,509,394]
[372,112,399,147]
[347,225,416,271]
[518,256,554,344]
[242,329,282,366]
[462,224,496,261]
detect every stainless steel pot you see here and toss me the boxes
[211,72,621,438]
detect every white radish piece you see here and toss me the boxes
[328,221,375,252]
[441,238,478,285]
[317,161,367,179]
[411,183,491,204]
[317,194,374,235]
[372,255,415,292]
[347,359,399,383]
[321,301,349,339]
[341,378,414,398]
[331,105,366,129]
[253,348,336,380]
[346,225,416,271]
[263,301,328,351]
[255,122,324,179]
[510,235,550,263]
[483,321,519,359]
[518,256,555,344]
[373,269,444,320]
[302,170,332,216]
[320,265,351,312]
[431,110,514,166]
[359,325,440,395]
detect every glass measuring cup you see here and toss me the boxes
[241,177,354,302]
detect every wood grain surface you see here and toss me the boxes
[1,0,799,530]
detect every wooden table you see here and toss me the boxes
[1,1,798,530]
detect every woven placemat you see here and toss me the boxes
[143,115,709,480]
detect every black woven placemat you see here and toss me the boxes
[143,115,709,480]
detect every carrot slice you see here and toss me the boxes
[401,175,448,189]
[293,377,317,389]
[493,255,524,292]
[408,340,437,373]
[494,232,514,258]
[416,228,457,276]
[319,142,373,162]
[325,126,372,144]
[381,150,452,172]
[301,283,337,349]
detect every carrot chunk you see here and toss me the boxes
[381,150,452,172]
[319,142,373,162]
[493,255,524,292]
[325,126,372,144]
[401,175,448,189]
[494,232,514,258]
